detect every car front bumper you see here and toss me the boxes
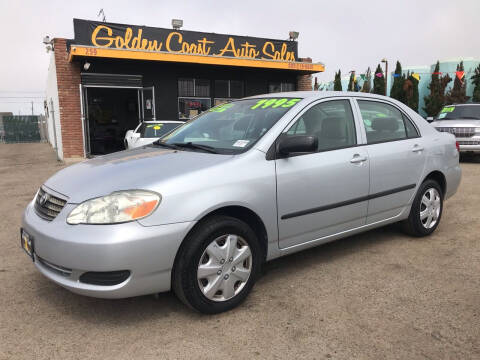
[21,201,195,298]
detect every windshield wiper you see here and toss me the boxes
[172,142,219,154]
[151,141,180,149]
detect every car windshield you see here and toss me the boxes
[159,97,302,154]
[139,123,182,138]
[437,105,480,120]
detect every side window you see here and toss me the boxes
[357,101,407,143]
[403,114,420,138]
[286,99,357,152]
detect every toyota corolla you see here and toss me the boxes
[21,92,461,313]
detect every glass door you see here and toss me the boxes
[141,87,155,121]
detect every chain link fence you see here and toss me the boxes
[0,115,47,143]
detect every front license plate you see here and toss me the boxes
[20,229,34,261]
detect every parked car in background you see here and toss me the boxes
[432,103,480,153]
[21,92,461,314]
[125,121,183,149]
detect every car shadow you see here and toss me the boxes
[260,224,404,284]
[33,223,405,322]
[459,153,480,163]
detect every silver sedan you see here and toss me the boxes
[21,92,461,313]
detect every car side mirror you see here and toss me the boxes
[426,117,434,123]
[125,130,134,138]
[277,135,318,156]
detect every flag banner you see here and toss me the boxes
[360,74,366,80]
[456,71,465,80]
[432,72,442,75]
[411,73,420,81]
[375,73,383,78]
[393,73,400,78]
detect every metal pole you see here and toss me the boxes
[49,99,60,161]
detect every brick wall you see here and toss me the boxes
[296,57,313,91]
[53,38,83,159]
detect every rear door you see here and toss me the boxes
[354,99,426,224]
[275,98,370,249]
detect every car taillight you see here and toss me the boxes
[455,141,460,152]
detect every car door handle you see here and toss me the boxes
[350,155,368,164]
[412,145,424,153]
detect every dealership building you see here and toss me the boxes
[44,19,324,160]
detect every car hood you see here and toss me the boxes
[44,146,233,203]
[433,119,480,128]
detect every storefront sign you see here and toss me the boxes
[73,19,298,61]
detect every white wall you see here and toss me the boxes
[45,53,63,160]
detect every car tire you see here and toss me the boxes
[172,215,262,314]
[402,179,443,237]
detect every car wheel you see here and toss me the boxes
[173,215,262,314]
[402,179,443,237]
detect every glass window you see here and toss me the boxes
[162,97,302,154]
[178,78,194,97]
[138,122,182,138]
[195,79,210,97]
[178,98,211,120]
[230,80,244,98]
[269,82,282,93]
[286,99,356,152]
[269,82,295,93]
[282,83,295,92]
[436,104,480,120]
[357,101,407,143]
[403,114,419,138]
[214,80,229,98]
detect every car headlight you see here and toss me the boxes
[475,127,480,134]
[67,190,161,225]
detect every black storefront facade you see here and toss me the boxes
[46,19,324,159]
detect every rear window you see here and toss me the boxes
[437,105,480,120]
[139,123,181,138]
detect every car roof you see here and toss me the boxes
[443,103,480,107]
[244,91,397,102]
[142,120,183,123]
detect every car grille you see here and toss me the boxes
[457,140,480,145]
[435,127,475,137]
[34,187,67,221]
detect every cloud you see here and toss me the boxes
[0,0,478,114]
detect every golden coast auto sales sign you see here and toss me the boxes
[72,19,298,61]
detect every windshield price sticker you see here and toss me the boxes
[441,106,455,113]
[210,103,234,113]
[251,98,301,110]
[233,139,250,147]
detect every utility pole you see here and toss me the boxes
[31,101,34,115]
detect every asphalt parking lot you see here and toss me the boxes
[0,143,479,360]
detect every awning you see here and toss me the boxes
[69,45,325,74]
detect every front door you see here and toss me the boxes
[355,99,426,224]
[276,99,370,249]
